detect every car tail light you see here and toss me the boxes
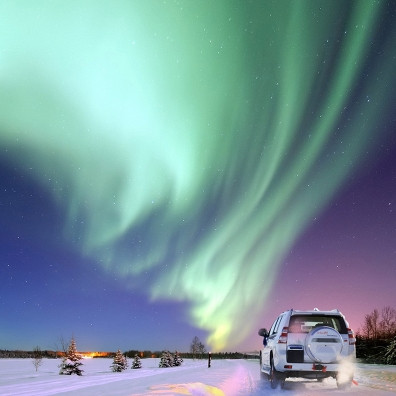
[347,328,356,345]
[278,327,288,344]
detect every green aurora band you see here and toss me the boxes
[1,1,395,349]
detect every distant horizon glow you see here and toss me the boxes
[0,1,395,352]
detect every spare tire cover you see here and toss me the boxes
[305,326,343,363]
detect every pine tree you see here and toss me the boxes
[385,337,396,364]
[159,351,173,367]
[131,354,142,369]
[173,351,183,366]
[59,338,84,376]
[111,349,128,372]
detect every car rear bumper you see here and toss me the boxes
[275,362,342,377]
[280,369,338,380]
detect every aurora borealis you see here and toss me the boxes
[1,1,395,352]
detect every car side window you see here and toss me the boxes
[269,315,283,337]
[273,314,283,335]
[268,318,279,337]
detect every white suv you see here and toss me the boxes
[258,308,356,389]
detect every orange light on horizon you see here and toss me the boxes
[80,351,112,358]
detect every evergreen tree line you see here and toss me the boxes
[124,350,162,359]
[181,351,249,359]
[0,348,249,361]
[356,306,396,364]
[0,349,57,359]
[124,350,252,360]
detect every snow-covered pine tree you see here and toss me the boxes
[173,351,183,366]
[159,351,173,367]
[59,337,84,376]
[111,349,128,372]
[131,353,142,369]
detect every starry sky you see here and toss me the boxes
[0,1,395,353]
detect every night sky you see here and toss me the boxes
[1,1,395,353]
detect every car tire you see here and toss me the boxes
[269,358,279,389]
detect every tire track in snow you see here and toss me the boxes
[218,360,258,395]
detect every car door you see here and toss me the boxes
[262,315,283,371]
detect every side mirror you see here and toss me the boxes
[258,328,269,337]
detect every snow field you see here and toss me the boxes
[0,358,395,395]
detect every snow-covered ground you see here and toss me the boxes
[0,358,395,395]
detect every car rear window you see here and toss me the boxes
[288,315,347,334]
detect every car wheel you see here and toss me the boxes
[269,358,279,389]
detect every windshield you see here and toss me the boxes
[288,315,347,334]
